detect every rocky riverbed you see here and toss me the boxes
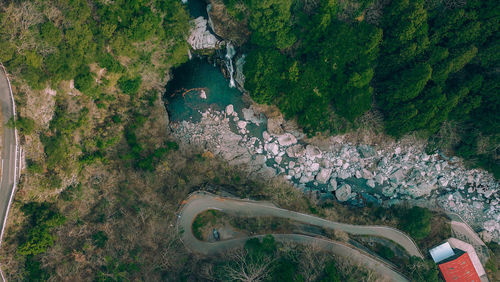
[171,101,500,243]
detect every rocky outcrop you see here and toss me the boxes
[171,103,500,243]
[188,17,222,50]
[267,116,285,135]
[235,54,246,87]
[207,0,250,46]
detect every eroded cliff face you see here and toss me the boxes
[207,0,250,46]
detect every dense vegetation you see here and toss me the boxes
[0,0,190,280]
[0,0,496,280]
[0,0,190,90]
[239,0,499,177]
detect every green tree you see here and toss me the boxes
[7,116,36,135]
[17,202,65,256]
[319,260,341,282]
[118,76,142,95]
[74,70,94,93]
[244,48,289,104]
[0,41,15,62]
[40,21,63,46]
[398,207,432,240]
[246,0,296,49]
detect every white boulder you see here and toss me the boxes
[237,120,247,129]
[336,184,352,202]
[311,163,320,172]
[316,168,332,184]
[286,144,305,158]
[266,143,279,155]
[277,133,297,147]
[330,178,337,190]
[306,145,322,160]
[225,104,234,115]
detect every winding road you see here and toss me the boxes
[0,64,18,282]
[177,192,424,282]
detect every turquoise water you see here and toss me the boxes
[187,0,208,18]
[165,58,247,122]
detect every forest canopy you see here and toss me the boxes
[239,0,499,177]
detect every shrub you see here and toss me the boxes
[97,53,124,73]
[26,159,44,174]
[118,76,141,95]
[92,231,109,248]
[7,116,36,135]
[398,206,432,240]
[74,71,94,93]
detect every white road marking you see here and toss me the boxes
[0,159,3,185]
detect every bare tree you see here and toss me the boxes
[222,248,272,282]
[299,243,329,282]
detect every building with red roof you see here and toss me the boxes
[438,252,481,282]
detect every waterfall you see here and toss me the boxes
[225,42,236,88]
[206,4,215,31]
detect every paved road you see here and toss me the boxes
[0,65,18,281]
[178,192,423,281]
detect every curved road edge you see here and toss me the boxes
[0,63,19,282]
[177,192,423,281]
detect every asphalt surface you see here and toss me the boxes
[177,192,423,281]
[0,66,17,241]
[0,65,18,281]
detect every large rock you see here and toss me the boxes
[242,108,264,125]
[277,133,297,147]
[375,174,385,185]
[438,176,449,187]
[299,175,313,184]
[338,170,351,179]
[362,169,373,179]
[286,144,305,158]
[306,145,322,160]
[358,145,376,158]
[336,184,352,202]
[265,142,279,155]
[329,178,338,190]
[225,104,234,115]
[479,230,493,243]
[401,183,434,198]
[389,169,405,184]
[382,186,396,197]
[187,17,222,50]
[267,116,284,135]
[483,220,500,233]
[310,163,320,172]
[316,168,332,184]
[237,120,247,129]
